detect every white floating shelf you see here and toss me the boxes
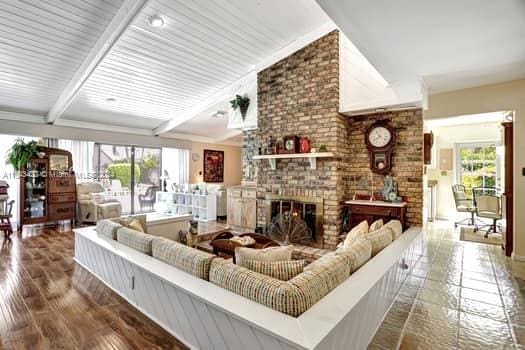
[252,152,334,170]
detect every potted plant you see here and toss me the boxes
[6,139,40,171]
[230,94,250,121]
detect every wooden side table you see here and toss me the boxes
[344,200,408,231]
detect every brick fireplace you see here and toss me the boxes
[265,194,324,244]
[242,30,423,249]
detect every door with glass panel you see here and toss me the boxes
[455,143,500,198]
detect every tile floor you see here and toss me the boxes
[369,221,525,349]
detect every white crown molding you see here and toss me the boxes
[46,0,149,124]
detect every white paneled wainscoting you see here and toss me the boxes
[74,227,424,350]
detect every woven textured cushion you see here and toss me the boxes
[243,259,305,281]
[210,253,351,317]
[116,227,154,255]
[235,246,292,266]
[369,219,383,232]
[96,219,122,240]
[364,227,393,256]
[337,238,372,272]
[152,237,215,280]
[342,220,369,249]
[383,220,403,240]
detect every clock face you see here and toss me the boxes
[285,139,295,150]
[368,126,392,148]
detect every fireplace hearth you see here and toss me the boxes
[265,195,323,244]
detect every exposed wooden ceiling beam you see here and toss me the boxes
[46,0,149,124]
[152,21,337,136]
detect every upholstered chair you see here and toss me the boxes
[77,182,122,223]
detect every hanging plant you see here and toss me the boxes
[5,139,40,171]
[230,94,250,121]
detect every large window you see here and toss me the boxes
[455,142,500,198]
[94,144,189,214]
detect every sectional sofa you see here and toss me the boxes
[75,217,423,349]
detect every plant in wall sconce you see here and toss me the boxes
[230,94,250,121]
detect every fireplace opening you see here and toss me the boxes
[265,195,323,244]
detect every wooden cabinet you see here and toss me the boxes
[227,186,257,230]
[19,147,76,229]
[344,200,408,231]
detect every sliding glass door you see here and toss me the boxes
[95,144,161,215]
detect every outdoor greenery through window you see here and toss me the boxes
[456,143,498,198]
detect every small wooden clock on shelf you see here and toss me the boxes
[281,135,300,154]
[365,120,396,175]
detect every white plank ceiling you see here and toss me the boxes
[0,0,331,141]
[0,0,123,115]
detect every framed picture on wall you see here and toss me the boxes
[203,149,224,182]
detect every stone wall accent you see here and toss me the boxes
[242,30,423,249]
[347,110,424,226]
[253,30,350,249]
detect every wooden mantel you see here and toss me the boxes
[252,152,334,170]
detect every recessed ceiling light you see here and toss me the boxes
[106,97,117,102]
[148,15,164,28]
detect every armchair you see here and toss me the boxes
[77,182,122,223]
[138,185,160,212]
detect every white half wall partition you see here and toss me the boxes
[74,227,424,350]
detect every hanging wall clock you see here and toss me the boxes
[365,120,396,175]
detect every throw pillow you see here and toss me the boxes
[369,219,384,232]
[235,246,293,267]
[342,220,369,249]
[336,238,372,272]
[243,259,305,281]
[383,220,403,240]
[127,219,145,233]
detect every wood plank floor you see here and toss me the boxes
[0,227,187,350]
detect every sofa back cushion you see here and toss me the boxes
[77,182,104,195]
[117,227,154,255]
[96,219,122,240]
[235,246,293,267]
[210,252,351,317]
[152,237,215,280]
[364,228,393,256]
[243,259,305,281]
[336,238,372,273]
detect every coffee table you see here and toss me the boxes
[209,232,280,263]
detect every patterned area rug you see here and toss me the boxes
[460,227,502,246]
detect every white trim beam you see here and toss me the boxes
[46,0,149,124]
[153,20,337,135]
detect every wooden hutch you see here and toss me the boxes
[19,147,76,230]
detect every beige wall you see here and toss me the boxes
[425,79,525,258]
[189,142,242,186]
